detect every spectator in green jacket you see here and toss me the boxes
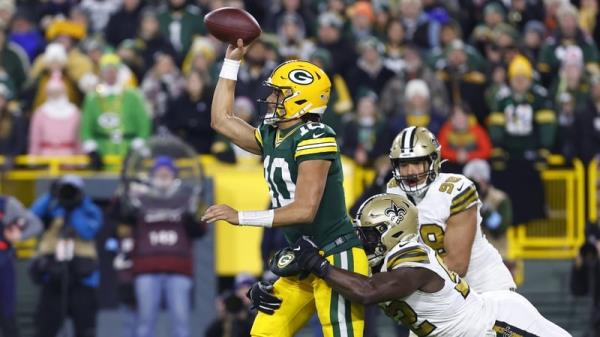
[157,0,205,61]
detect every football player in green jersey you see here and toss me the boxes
[202,39,368,337]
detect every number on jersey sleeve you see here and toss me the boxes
[294,123,338,163]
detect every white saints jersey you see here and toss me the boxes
[379,240,496,337]
[387,173,516,292]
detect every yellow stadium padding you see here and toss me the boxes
[0,155,376,276]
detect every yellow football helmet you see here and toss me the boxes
[389,126,442,194]
[261,60,331,124]
[355,193,419,267]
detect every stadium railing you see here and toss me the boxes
[0,154,588,269]
[589,158,598,224]
[507,158,586,259]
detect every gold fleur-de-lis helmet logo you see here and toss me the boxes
[385,201,407,224]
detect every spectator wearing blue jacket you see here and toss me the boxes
[30,175,103,337]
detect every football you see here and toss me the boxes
[204,7,262,45]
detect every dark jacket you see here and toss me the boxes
[0,108,27,157]
[104,3,143,48]
[574,98,600,164]
[163,91,214,154]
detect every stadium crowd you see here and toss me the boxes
[0,0,599,336]
[0,0,597,169]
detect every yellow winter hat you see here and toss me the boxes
[100,53,121,69]
[508,54,533,80]
[46,20,86,41]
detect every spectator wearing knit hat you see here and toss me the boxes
[276,13,315,61]
[345,36,395,101]
[522,20,546,62]
[347,0,375,41]
[316,11,357,79]
[180,36,216,84]
[470,2,506,55]
[391,78,444,135]
[129,155,206,337]
[80,53,151,160]
[488,54,557,161]
[27,43,82,112]
[549,45,590,111]
[538,3,600,87]
[29,19,94,100]
[436,39,489,124]
[29,74,81,156]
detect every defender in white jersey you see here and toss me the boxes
[289,194,570,337]
[387,126,515,292]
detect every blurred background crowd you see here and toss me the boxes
[0,0,599,336]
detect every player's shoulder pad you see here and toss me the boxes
[436,174,479,216]
[294,122,338,158]
[384,240,431,271]
[254,122,274,149]
[295,122,337,141]
[387,177,398,190]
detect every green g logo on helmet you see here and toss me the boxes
[262,60,332,124]
[289,69,314,85]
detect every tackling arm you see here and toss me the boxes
[443,206,478,277]
[324,266,431,305]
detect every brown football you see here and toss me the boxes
[204,7,262,45]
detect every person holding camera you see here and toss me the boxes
[29,174,103,337]
[205,274,256,337]
[121,156,206,337]
[0,195,43,337]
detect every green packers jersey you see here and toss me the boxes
[487,85,557,157]
[254,121,360,254]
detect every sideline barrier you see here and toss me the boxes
[0,155,376,275]
[507,159,586,259]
